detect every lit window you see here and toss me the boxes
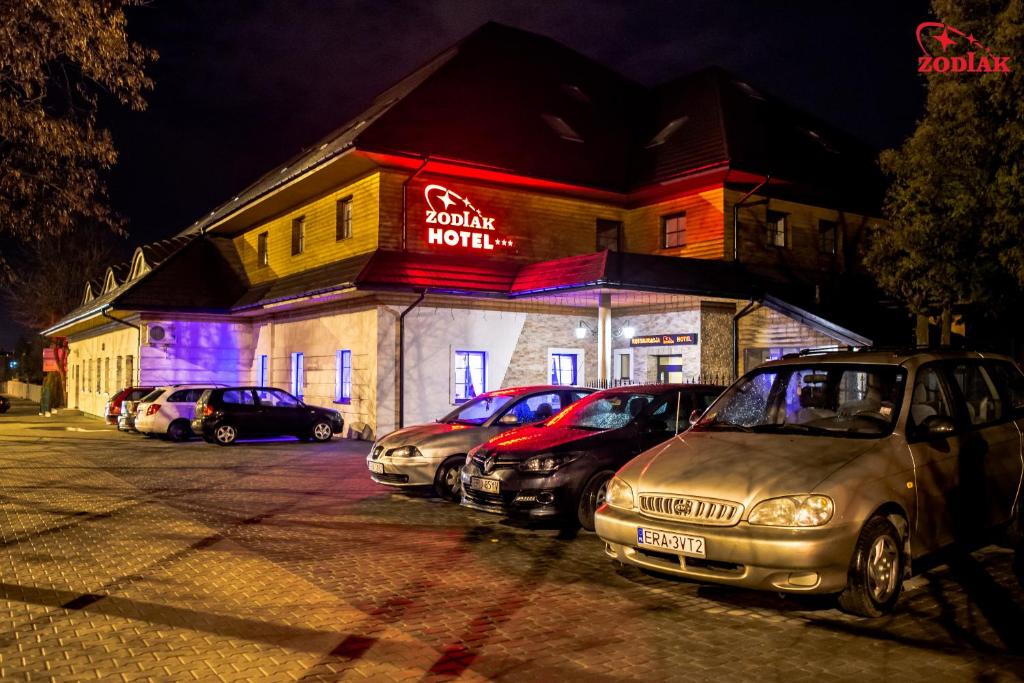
[336,349,352,403]
[257,354,268,386]
[766,211,787,248]
[336,196,353,241]
[541,114,583,143]
[646,116,689,147]
[596,219,622,251]
[662,213,686,249]
[454,351,486,403]
[291,216,305,256]
[257,231,269,266]
[819,219,837,256]
[550,353,578,386]
[290,352,304,399]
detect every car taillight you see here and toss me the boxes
[110,404,121,415]
[146,404,160,416]
[203,404,214,416]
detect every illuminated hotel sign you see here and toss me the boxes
[630,333,698,347]
[424,184,514,251]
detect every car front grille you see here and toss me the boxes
[638,493,742,526]
[470,453,518,473]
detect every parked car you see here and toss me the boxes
[118,388,163,432]
[135,384,226,441]
[461,384,723,529]
[104,386,156,425]
[367,386,595,499]
[0,395,9,414]
[192,387,343,445]
[595,349,1024,617]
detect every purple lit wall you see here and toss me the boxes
[139,318,254,386]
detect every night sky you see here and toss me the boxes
[0,0,931,348]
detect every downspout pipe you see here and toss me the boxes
[398,290,427,429]
[732,299,761,380]
[401,157,430,251]
[732,174,771,262]
[102,307,142,385]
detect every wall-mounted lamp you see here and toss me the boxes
[621,325,636,339]
[573,320,635,339]
[575,321,592,339]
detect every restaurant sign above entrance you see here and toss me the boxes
[424,184,514,252]
[630,333,698,347]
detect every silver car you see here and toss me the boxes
[368,386,594,499]
[596,349,1024,616]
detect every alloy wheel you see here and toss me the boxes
[215,425,236,445]
[866,535,899,602]
[313,422,333,441]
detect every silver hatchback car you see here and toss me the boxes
[596,349,1024,616]
[368,386,594,499]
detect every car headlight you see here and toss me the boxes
[605,476,635,510]
[748,495,834,527]
[388,445,422,458]
[518,452,581,473]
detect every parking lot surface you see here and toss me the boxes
[0,399,1023,681]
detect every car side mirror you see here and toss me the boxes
[923,415,955,438]
[498,414,519,426]
[688,409,702,426]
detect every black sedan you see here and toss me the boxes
[192,387,343,445]
[460,383,724,530]
[0,395,9,414]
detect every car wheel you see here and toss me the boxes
[167,420,192,442]
[311,421,333,442]
[434,456,464,501]
[214,424,238,446]
[577,470,614,532]
[838,516,904,617]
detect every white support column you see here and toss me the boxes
[598,292,612,384]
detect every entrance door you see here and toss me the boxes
[655,355,683,384]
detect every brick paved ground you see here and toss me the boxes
[0,398,1023,681]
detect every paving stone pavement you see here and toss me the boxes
[1,399,1023,681]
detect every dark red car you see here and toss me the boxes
[104,386,156,425]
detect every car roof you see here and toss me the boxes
[477,385,596,398]
[758,348,1016,370]
[592,383,725,395]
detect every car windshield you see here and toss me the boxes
[440,394,515,425]
[697,364,907,438]
[549,392,655,431]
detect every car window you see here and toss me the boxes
[570,391,592,402]
[129,389,150,401]
[987,362,1024,418]
[950,363,1004,426]
[551,392,655,431]
[440,394,515,425]
[701,365,905,438]
[139,389,164,403]
[503,392,563,424]
[908,366,954,432]
[647,393,682,433]
[698,392,720,410]
[256,389,301,407]
[167,390,190,402]
[222,389,256,405]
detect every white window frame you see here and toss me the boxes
[257,354,268,386]
[335,349,352,403]
[612,349,633,383]
[547,348,584,386]
[290,352,304,399]
[452,350,487,404]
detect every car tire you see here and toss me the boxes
[213,424,238,446]
[311,420,334,442]
[838,516,904,617]
[577,470,614,532]
[434,456,465,501]
[167,419,192,442]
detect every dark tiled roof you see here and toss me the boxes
[179,23,881,237]
[356,250,519,295]
[117,237,247,311]
[232,253,372,310]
